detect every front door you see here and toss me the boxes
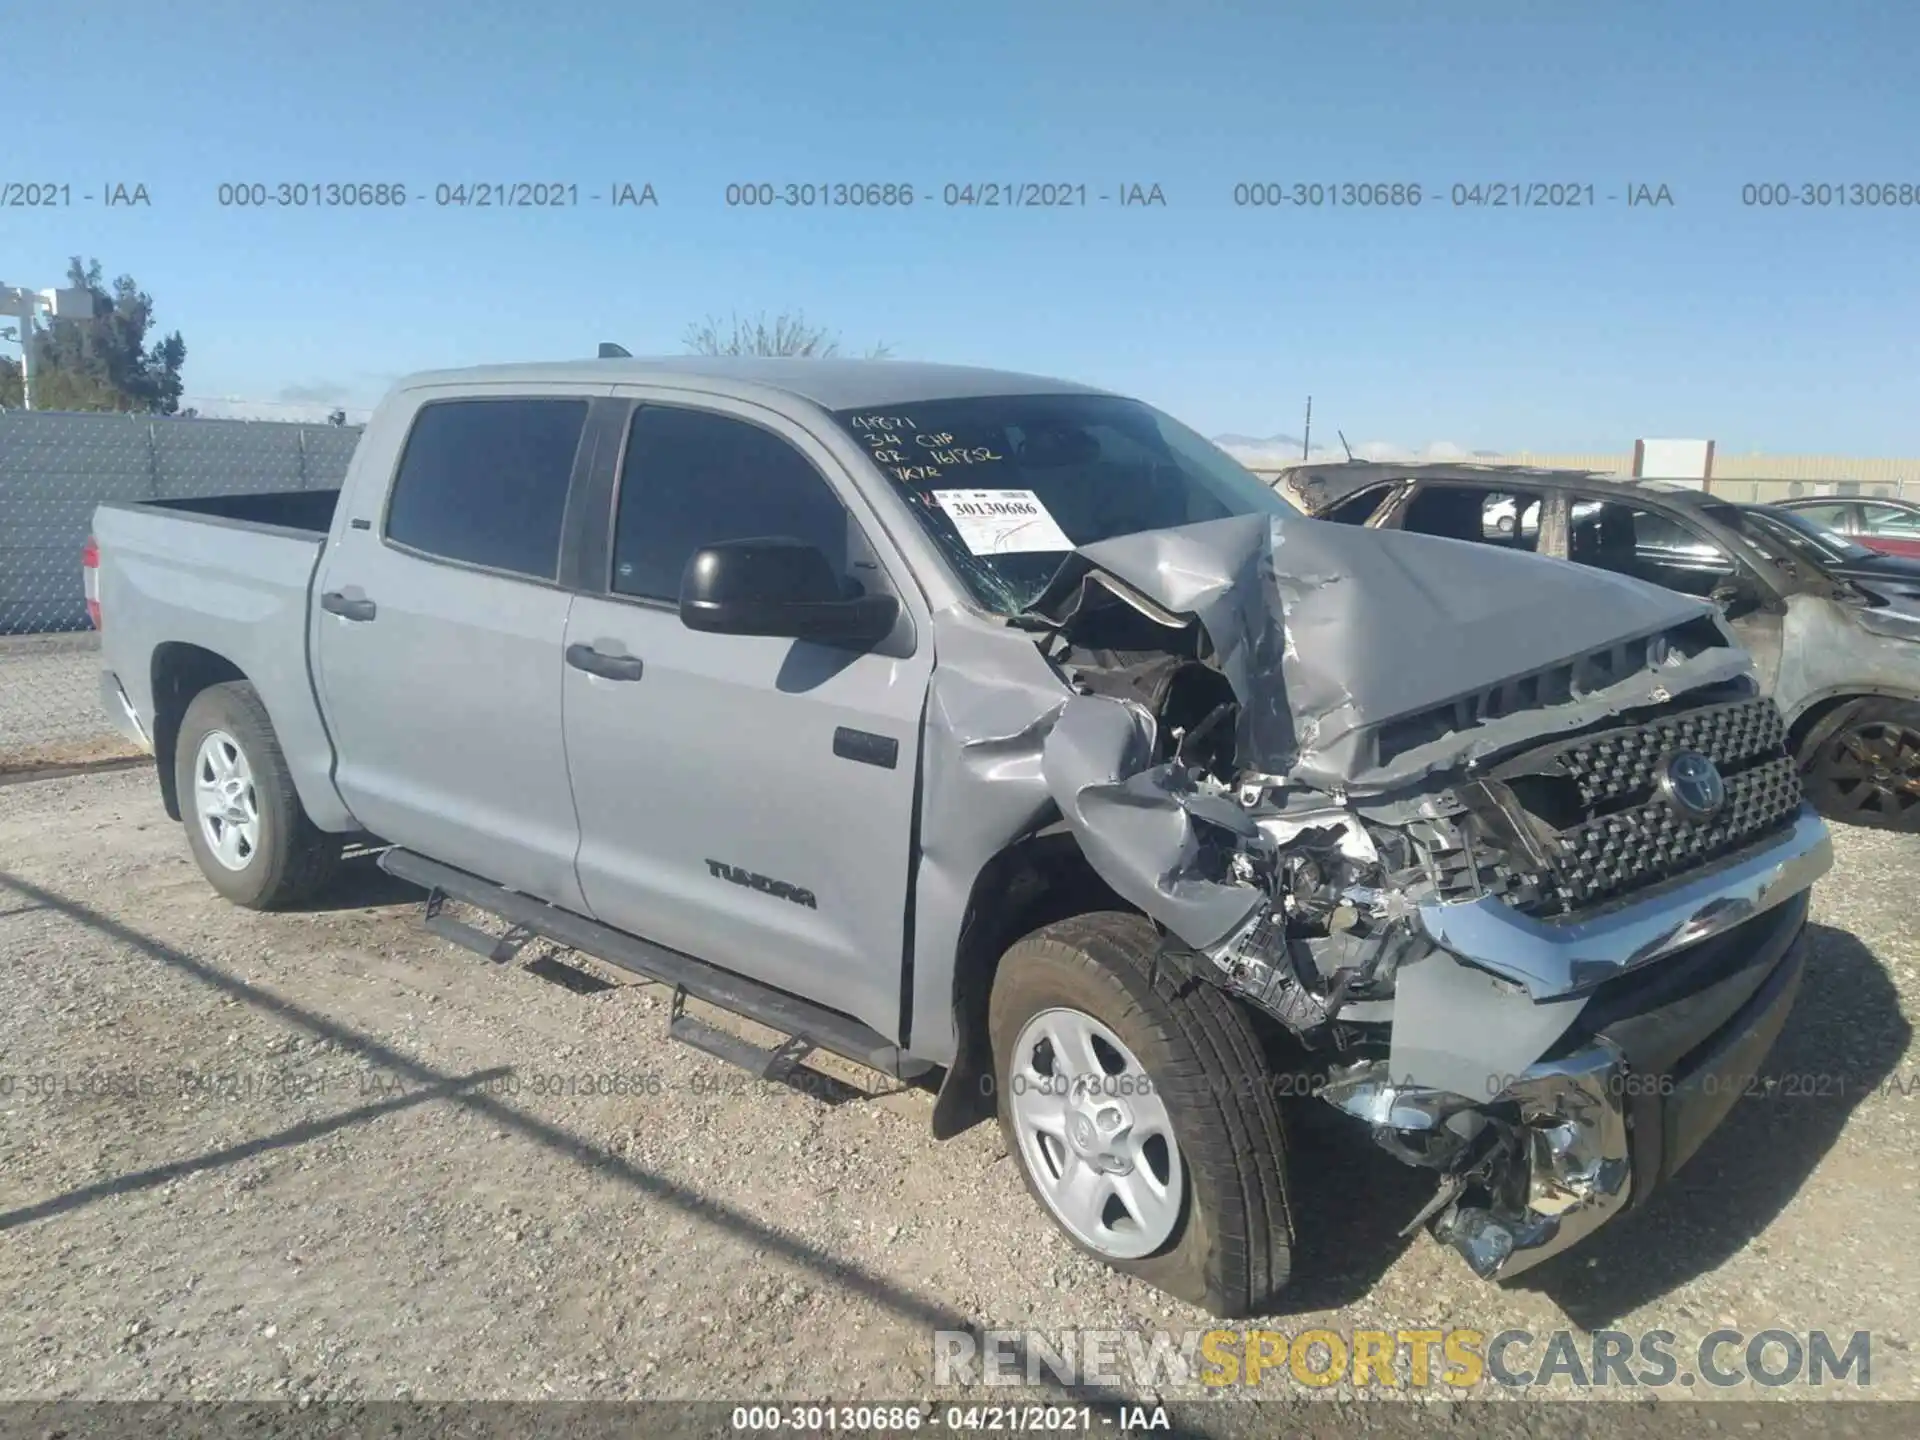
[560,396,931,1041]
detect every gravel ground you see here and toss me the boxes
[0,768,1915,1424]
[0,634,144,774]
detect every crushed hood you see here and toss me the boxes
[1030,512,1751,791]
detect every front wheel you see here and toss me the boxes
[1802,698,1920,833]
[175,680,340,908]
[988,912,1294,1317]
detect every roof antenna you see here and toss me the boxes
[597,342,631,358]
[1337,429,1355,461]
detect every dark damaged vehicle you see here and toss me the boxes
[1279,462,1920,833]
[88,360,1832,1316]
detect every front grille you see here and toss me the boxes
[1559,697,1786,807]
[1551,753,1802,911]
[1476,696,1803,918]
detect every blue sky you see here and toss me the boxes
[5,0,1916,455]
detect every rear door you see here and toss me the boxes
[560,394,931,1040]
[312,388,599,908]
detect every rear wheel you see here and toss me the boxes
[175,681,340,908]
[988,912,1294,1317]
[1802,698,1920,833]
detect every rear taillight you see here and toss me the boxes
[82,535,102,630]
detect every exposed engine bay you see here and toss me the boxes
[1015,512,1828,1278]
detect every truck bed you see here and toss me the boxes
[136,488,342,536]
[92,489,348,829]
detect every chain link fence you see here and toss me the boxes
[0,411,361,774]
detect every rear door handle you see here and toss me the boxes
[321,591,377,621]
[566,643,644,681]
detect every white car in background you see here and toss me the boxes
[1482,493,1601,539]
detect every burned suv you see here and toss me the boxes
[1281,461,1920,833]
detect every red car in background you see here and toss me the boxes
[1776,495,1920,559]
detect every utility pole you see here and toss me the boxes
[1302,396,1312,459]
[0,282,97,409]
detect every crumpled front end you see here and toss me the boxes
[1022,512,1833,1278]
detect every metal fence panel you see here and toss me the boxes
[0,411,361,772]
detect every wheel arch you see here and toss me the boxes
[150,643,248,820]
[1785,684,1920,764]
[928,829,1137,1140]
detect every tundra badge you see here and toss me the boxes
[705,859,818,909]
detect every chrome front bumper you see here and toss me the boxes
[1432,1044,1633,1280]
[1413,804,1832,1001]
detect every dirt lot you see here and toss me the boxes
[1,767,1916,1418]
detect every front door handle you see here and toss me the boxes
[566,643,644,681]
[321,591,377,621]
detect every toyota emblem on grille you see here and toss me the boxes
[1659,749,1726,821]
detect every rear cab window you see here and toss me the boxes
[383,397,589,580]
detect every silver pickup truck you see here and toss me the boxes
[89,357,1833,1316]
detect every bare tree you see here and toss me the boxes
[681,310,891,360]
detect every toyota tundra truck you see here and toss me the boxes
[87,356,1833,1315]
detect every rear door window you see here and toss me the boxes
[1401,485,1548,553]
[384,398,588,580]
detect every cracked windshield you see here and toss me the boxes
[831,393,1294,614]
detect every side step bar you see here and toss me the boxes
[668,986,816,1081]
[424,890,534,964]
[380,847,930,1081]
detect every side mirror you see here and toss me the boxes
[679,537,899,647]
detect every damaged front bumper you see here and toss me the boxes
[1413,804,1832,1002]
[1327,870,1814,1281]
[1429,1044,1633,1280]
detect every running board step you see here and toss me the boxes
[423,889,534,964]
[380,847,930,1082]
[667,986,816,1080]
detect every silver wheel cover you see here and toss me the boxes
[1007,1006,1185,1260]
[193,729,262,871]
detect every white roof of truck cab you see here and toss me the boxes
[391,357,1113,413]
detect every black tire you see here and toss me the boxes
[987,912,1294,1317]
[174,680,340,909]
[1802,698,1920,833]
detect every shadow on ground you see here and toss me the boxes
[0,866,1145,1409]
[1519,921,1911,1326]
[297,847,425,911]
[1261,1097,1436,1314]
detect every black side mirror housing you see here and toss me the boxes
[679,537,899,647]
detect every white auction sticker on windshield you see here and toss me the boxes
[933,489,1074,555]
